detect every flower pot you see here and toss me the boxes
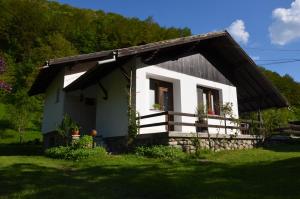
[90,129,97,137]
[71,130,80,136]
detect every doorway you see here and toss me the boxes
[150,78,174,131]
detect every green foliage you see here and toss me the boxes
[262,108,295,136]
[135,145,186,160]
[45,146,107,161]
[293,107,300,119]
[190,134,202,155]
[242,107,295,136]
[0,129,41,144]
[6,89,41,142]
[57,114,79,140]
[0,0,190,132]
[152,103,161,110]
[196,104,207,119]
[221,102,240,134]
[235,67,300,134]
[260,67,300,107]
[45,146,69,159]
[46,134,105,160]
[220,102,234,118]
[0,0,299,136]
[72,135,93,149]
[3,145,300,198]
[127,105,140,145]
[0,103,6,119]
[259,67,300,121]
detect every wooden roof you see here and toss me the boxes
[29,31,288,113]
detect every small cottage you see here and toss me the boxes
[29,31,287,150]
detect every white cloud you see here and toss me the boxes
[227,19,249,45]
[269,0,300,45]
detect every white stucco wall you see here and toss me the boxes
[42,70,65,133]
[136,65,239,134]
[64,85,97,134]
[96,69,128,138]
[42,57,239,137]
[42,62,95,134]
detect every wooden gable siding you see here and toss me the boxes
[155,53,232,86]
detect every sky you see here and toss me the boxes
[56,0,300,82]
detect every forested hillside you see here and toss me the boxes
[0,0,299,135]
[259,67,300,125]
[0,0,191,134]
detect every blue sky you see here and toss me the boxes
[56,0,300,82]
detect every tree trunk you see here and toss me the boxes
[19,127,24,143]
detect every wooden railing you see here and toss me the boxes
[275,123,300,135]
[137,111,263,134]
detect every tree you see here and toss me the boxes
[7,90,32,143]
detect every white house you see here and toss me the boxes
[29,31,287,148]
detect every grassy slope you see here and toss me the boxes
[1,132,300,199]
[0,102,41,143]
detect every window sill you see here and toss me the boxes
[149,109,164,112]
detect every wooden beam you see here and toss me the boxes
[138,111,168,119]
[144,49,160,62]
[97,81,108,100]
[139,122,168,128]
[119,66,130,82]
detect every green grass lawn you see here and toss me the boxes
[1,131,300,199]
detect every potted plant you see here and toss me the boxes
[195,105,208,133]
[71,124,80,136]
[57,114,75,145]
[152,103,161,111]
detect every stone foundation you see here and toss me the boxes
[134,132,264,153]
[167,132,263,152]
[44,131,264,153]
[101,132,264,153]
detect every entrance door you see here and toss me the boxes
[150,79,174,131]
[159,87,172,111]
[150,78,174,112]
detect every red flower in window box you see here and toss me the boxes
[208,110,215,115]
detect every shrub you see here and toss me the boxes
[72,135,93,149]
[45,146,106,161]
[135,145,186,160]
[45,146,70,159]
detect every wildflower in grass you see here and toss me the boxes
[0,56,12,93]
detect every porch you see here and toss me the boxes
[125,111,264,152]
[138,111,263,135]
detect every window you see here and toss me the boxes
[197,86,221,115]
[149,79,173,111]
